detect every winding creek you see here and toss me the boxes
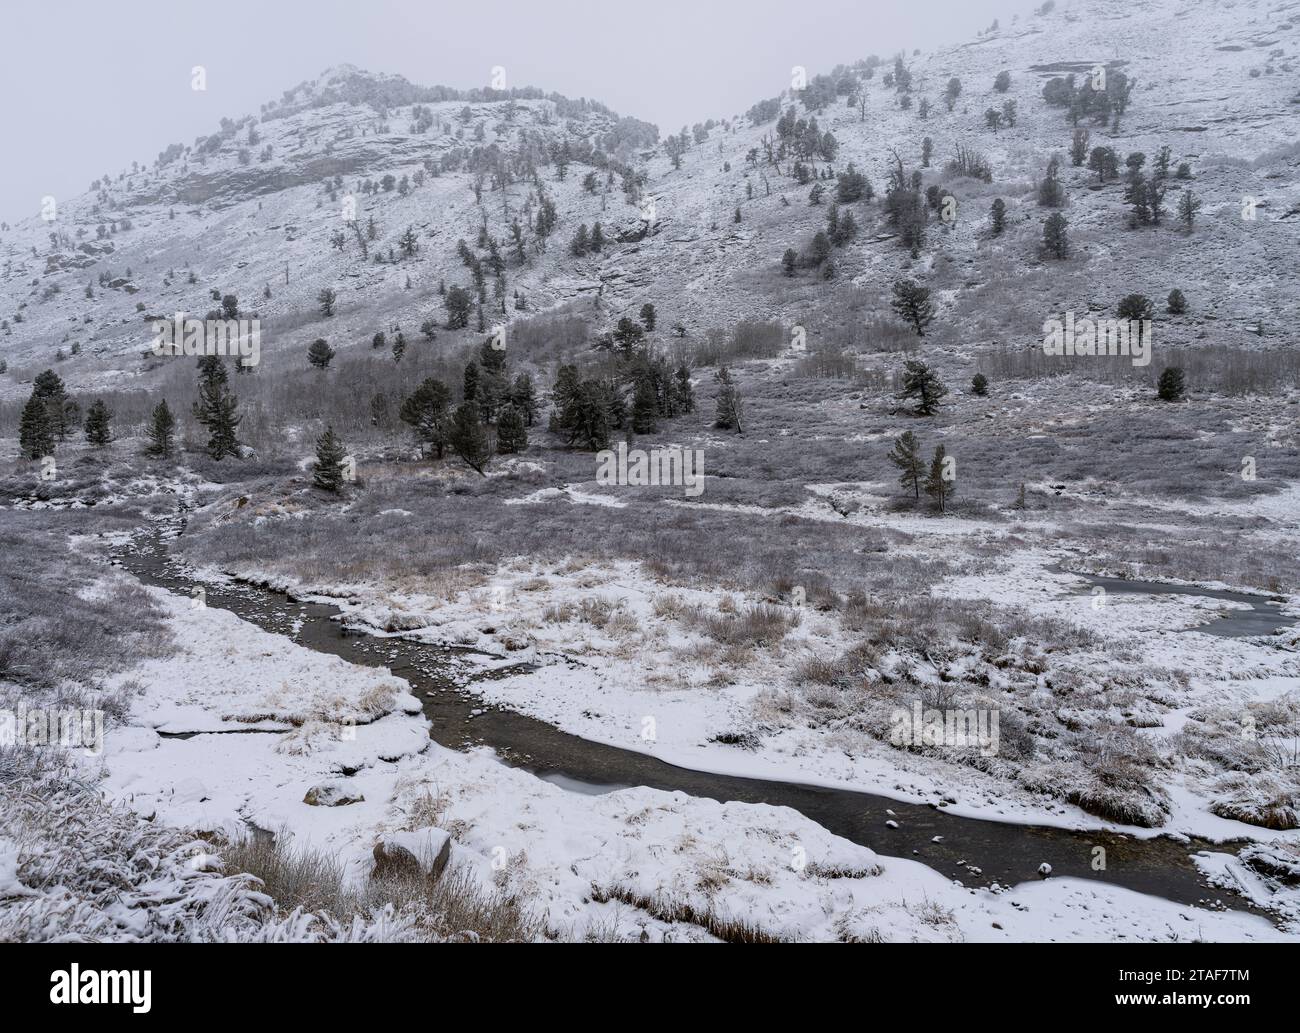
[114,526,1295,918]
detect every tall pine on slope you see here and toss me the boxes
[899,359,948,416]
[399,377,452,458]
[890,280,935,337]
[888,431,925,499]
[495,404,529,454]
[192,356,242,460]
[19,391,53,460]
[145,400,176,458]
[83,399,113,446]
[312,426,348,492]
[510,373,538,426]
[631,375,658,434]
[448,402,491,475]
[33,369,77,441]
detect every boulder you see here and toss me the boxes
[371,829,452,883]
[303,781,364,807]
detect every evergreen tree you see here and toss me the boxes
[508,373,537,426]
[391,332,407,363]
[19,391,53,460]
[569,224,590,256]
[192,361,241,460]
[445,285,473,329]
[714,366,743,432]
[1178,189,1201,230]
[674,364,695,414]
[448,401,491,475]
[84,399,112,446]
[971,373,989,396]
[1042,212,1070,259]
[463,361,479,402]
[990,198,1006,235]
[312,426,348,492]
[782,248,798,276]
[590,222,605,252]
[639,303,657,332]
[1156,366,1186,402]
[398,225,419,258]
[495,403,529,454]
[631,375,658,433]
[33,369,75,441]
[307,338,335,369]
[145,400,175,458]
[891,279,935,337]
[613,317,645,355]
[1118,294,1154,321]
[1037,156,1064,207]
[1167,289,1187,315]
[888,430,925,499]
[399,378,452,458]
[924,445,955,512]
[899,359,948,416]
[317,287,337,317]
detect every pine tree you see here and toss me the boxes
[448,401,490,475]
[899,359,948,416]
[399,377,452,458]
[971,373,989,396]
[924,444,955,512]
[495,403,529,454]
[1178,189,1201,230]
[398,225,419,258]
[307,338,335,369]
[19,391,53,460]
[84,399,112,446]
[145,400,175,458]
[33,369,75,441]
[1156,366,1186,402]
[506,373,536,426]
[674,364,695,414]
[312,426,348,491]
[317,287,337,317]
[782,248,798,276]
[714,366,743,432]
[463,361,479,402]
[891,279,935,337]
[569,224,590,256]
[888,430,925,499]
[1042,212,1070,259]
[990,198,1006,235]
[1167,289,1187,315]
[639,303,657,331]
[192,361,241,460]
[631,375,658,433]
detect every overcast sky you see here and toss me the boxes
[0,0,1040,223]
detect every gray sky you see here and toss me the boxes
[0,0,1039,224]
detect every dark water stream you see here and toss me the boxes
[114,529,1291,917]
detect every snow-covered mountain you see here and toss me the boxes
[2,0,1297,399]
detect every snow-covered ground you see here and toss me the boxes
[58,580,1290,941]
